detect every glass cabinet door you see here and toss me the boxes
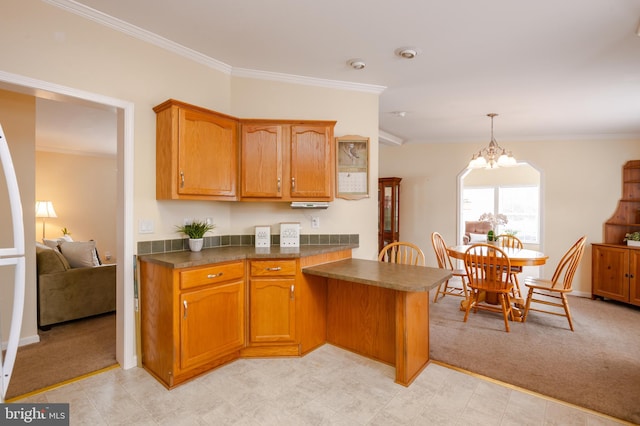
[378,177,401,253]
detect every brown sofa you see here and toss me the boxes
[463,221,492,244]
[36,245,116,329]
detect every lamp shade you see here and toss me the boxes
[35,201,57,218]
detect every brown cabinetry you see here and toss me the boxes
[592,244,640,306]
[245,259,298,355]
[154,99,238,201]
[139,260,245,388]
[240,120,335,201]
[378,177,401,253]
[593,160,640,306]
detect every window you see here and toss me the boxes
[463,185,540,243]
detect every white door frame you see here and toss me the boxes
[0,70,136,369]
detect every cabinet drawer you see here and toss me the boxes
[180,261,245,290]
[250,260,296,277]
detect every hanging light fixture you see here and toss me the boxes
[468,113,517,169]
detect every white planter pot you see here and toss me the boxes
[188,238,204,252]
[627,240,640,247]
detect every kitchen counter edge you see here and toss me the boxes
[137,244,358,269]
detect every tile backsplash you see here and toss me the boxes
[137,233,359,255]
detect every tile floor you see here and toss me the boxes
[15,344,627,425]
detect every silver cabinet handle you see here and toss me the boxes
[277,177,281,192]
[291,177,295,190]
[266,267,281,271]
[183,300,188,319]
[207,272,223,279]
[180,170,185,188]
[290,284,295,300]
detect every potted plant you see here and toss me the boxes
[624,232,640,247]
[60,227,73,241]
[176,220,215,252]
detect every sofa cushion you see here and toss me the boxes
[59,241,100,268]
[469,232,488,242]
[36,245,70,273]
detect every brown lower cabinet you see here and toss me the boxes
[139,250,351,388]
[592,243,640,306]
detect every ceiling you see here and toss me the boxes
[38,0,640,154]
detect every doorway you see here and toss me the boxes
[0,71,136,385]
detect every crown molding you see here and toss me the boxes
[378,130,404,146]
[232,68,386,94]
[43,0,232,74]
[45,0,385,94]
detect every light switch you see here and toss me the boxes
[138,219,154,234]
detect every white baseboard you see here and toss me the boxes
[1,334,40,351]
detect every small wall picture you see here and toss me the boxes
[336,135,369,200]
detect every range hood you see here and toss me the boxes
[290,202,330,209]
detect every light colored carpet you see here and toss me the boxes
[5,313,116,400]
[428,291,640,424]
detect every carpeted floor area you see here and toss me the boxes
[429,291,640,424]
[5,313,117,400]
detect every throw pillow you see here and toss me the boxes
[469,232,488,243]
[59,241,100,268]
[43,238,62,251]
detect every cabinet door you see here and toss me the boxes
[249,278,296,343]
[592,245,629,302]
[178,108,237,197]
[630,249,640,306]
[180,280,245,371]
[240,124,283,198]
[289,125,333,199]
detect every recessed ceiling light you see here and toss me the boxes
[395,47,419,59]
[347,58,366,70]
[391,111,407,117]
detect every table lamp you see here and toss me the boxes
[35,200,57,240]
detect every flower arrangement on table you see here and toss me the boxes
[478,212,508,241]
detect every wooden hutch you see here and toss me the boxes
[592,160,640,306]
[378,177,401,253]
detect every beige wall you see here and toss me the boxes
[1,0,381,348]
[379,139,640,296]
[0,90,37,344]
[35,151,117,259]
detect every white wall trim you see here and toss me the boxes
[231,68,386,94]
[44,0,385,95]
[0,69,136,370]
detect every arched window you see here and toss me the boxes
[458,163,542,246]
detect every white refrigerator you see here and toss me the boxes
[0,123,26,402]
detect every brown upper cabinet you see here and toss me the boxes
[240,120,336,201]
[154,100,336,202]
[154,100,238,201]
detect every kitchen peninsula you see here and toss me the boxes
[138,245,451,388]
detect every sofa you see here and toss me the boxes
[36,244,116,329]
[463,220,492,244]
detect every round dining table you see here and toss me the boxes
[446,244,548,318]
[447,244,548,267]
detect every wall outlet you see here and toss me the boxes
[311,216,320,229]
[138,219,154,234]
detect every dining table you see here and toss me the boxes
[446,244,549,319]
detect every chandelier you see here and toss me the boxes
[468,113,517,169]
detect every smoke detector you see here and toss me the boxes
[347,58,366,70]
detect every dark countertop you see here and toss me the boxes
[303,258,452,293]
[138,244,357,269]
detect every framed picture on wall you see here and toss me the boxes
[336,135,369,200]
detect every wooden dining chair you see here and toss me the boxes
[430,232,469,303]
[463,244,515,332]
[522,236,587,331]
[496,234,524,299]
[378,241,425,266]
